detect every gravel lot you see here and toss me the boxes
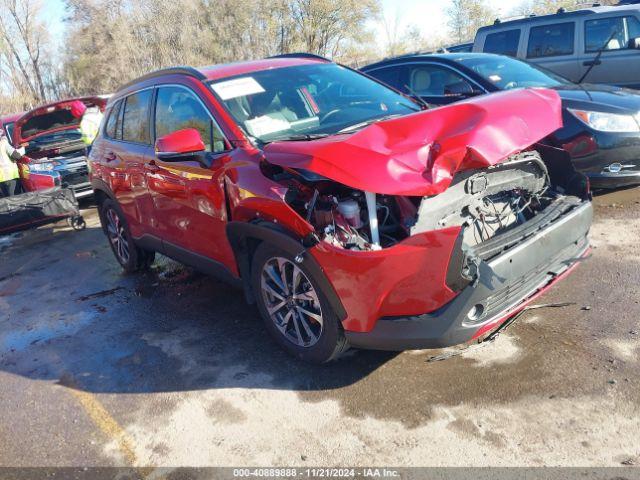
[0,187,639,469]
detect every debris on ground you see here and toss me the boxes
[75,250,97,258]
[77,287,124,302]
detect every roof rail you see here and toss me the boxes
[117,66,207,92]
[268,52,331,62]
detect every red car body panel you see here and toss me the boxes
[20,170,57,191]
[264,88,563,196]
[309,227,461,332]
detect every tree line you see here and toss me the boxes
[0,0,621,113]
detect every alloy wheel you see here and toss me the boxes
[260,257,323,347]
[106,208,130,264]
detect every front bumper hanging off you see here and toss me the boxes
[345,200,593,351]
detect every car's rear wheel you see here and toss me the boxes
[251,243,348,364]
[101,199,155,273]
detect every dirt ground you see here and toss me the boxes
[0,187,639,469]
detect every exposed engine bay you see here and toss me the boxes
[271,149,585,256]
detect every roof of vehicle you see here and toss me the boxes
[477,4,640,32]
[200,56,331,81]
[117,55,332,93]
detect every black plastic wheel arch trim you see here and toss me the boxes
[226,221,347,321]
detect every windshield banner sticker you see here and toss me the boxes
[245,116,291,137]
[212,77,266,100]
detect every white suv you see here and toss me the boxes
[472,4,640,88]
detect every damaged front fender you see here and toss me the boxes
[264,88,563,196]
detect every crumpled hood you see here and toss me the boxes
[264,88,563,196]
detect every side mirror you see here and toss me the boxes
[629,37,640,50]
[155,128,208,166]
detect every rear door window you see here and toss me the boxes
[585,16,640,52]
[483,29,521,56]
[527,22,575,58]
[122,90,152,144]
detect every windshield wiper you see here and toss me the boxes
[402,84,431,109]
[338,114,404,134]
[579,27,620,84]
[275,133,331,142]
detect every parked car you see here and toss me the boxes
[441,42,474,53]
[362,53,640,188]
[89,55,592,363]
[471,4,640,88]
[4,97,108,199]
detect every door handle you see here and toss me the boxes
[583,60,601,67]
[105,151,117,162]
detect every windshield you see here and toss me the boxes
[456,56,571,90]
[210,63,420,143]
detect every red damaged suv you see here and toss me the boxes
[89,54,592,363]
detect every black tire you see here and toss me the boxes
[100,199,155,273]
[68,215,86,231]
[251,243,349,364]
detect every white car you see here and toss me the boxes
[472,3,640,88]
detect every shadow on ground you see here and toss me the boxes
[0,219,398,395]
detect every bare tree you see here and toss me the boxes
[0,0,57,111]
[446,0,496,44]
[289,0,379,58]
[380,8,446,59]
[63,0,381,96]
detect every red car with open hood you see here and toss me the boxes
[5,96,107,198]
[89,54,592,363]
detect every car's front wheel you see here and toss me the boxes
[101,199,155,273]
[251,243,348,364]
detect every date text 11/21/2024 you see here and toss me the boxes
[232,468,400,477]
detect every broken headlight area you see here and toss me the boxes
[270,148,587,266]
[268,165,416,251]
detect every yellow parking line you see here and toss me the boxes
[69,389,139,466]
[69,389,161,478]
